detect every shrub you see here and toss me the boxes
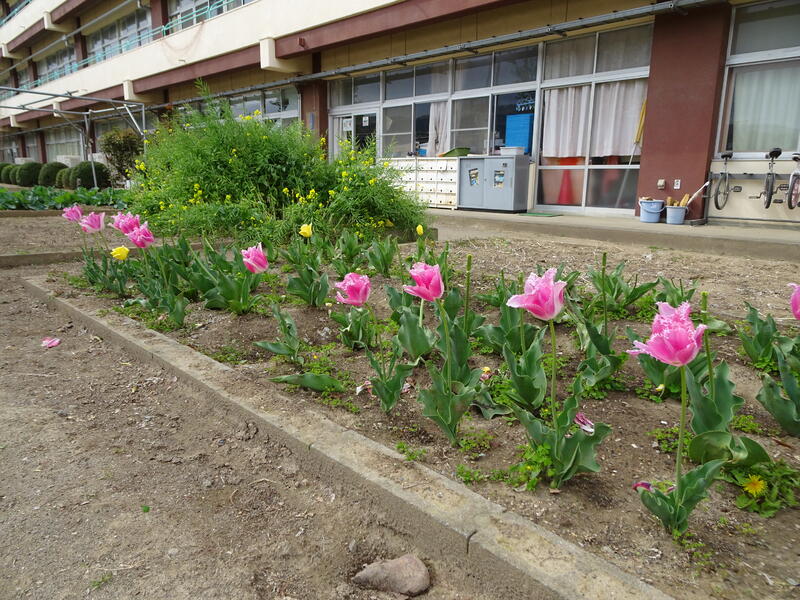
[0,163,10,178]
[63,167,76,190]
[99,129,142,183]
[70,161,111,189]
[0,164,13,184]
[16,162,43,187]
[128,91,425,243]
[38,161,68,186]
[10,165,21,185]
[54,167,68,188]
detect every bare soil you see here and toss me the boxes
[0,216,85,254]
[6,223,800,600]
[0,267,500,600]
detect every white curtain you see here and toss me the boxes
[590,79,647,157]
[542,86,590,158]
[730,62,800,152]
[544,36,595,79]
[427,101,450,156]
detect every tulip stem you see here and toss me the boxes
[439,300,452,394]
[675,365,688,484]
[418,298,425,327]
[464,254,473,333]
[701,292,715,407]
[601,252,608,337]
[548,319,558,432]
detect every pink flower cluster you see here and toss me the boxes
[628,302,706,367]
[335,272,371,306]
[62,205,155,249]
[241,243,269,274]
[507,268,567,321]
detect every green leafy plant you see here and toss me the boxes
[330,306,374,350]
[286,263,330,307]
[331,229,366,278]
[254,305,304,365]
[501,332,547,414]
[686,363,770,468]
[397,308,437,361]
[271,372,345,392]
[81,248,131,297]
[586,261,657,320]
[737,304,780,373]
[455,464,486,485]
[15,161,42,187]
[365,236,398,277]
[395,441,427,462]
[475,300,540,356]
[37,161,68,186]
[366,336,416,413]
[757,349,800,437]
[458,427,494,460]
[648,425,694,455]
[570,322,628,400]
[722,460,800,517]
[504,443,553,491]
[99,128,143,183]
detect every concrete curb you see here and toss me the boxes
[23,275,673,600]
[1,250,83,268]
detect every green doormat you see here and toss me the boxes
[521,212,559,217]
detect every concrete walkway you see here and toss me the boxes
[428,209,798,262]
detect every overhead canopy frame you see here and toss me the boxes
[0,86,147,187]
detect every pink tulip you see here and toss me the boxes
[80,212,105,233]
[41,337,61,348]
[403,262,443,302]
[127,223,155,248]
[335,272,371,306]
[632,481,653,493]
[790,284,800,321]
[573,412,595,434]
[62,204,82,223]
[112,212,141,234]
[506,268,567,321]
[241,243,269,274]
[629,302,707,367]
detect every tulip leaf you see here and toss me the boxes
[270,373,344,392]
[756,350,800,437]
[397,310,437,361]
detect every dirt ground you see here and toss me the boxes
[0,267,501,600]
[3,216,800,600]
[0,216,85,254]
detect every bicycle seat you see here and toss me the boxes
[720,151,733,159]
[792,152,800,162]
[766,147,782,159]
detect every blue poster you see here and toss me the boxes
[505,113,534,154]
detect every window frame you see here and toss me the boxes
[715,0,800,159]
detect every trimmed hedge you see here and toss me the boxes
[54,167,68,189]
[0,163,10,178]
[70,161,111,189]
[38,161,68,186]
[0,164,13,184]
[17,162,43,187]
[10,165,21,185]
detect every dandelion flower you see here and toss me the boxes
[742,475,767,497]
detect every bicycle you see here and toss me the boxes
[761,147,782,209]
[786,152,800,210]
[712,150,733,210]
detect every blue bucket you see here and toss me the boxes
[639,199,664,223]
[666,205,688,225]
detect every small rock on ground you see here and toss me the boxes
[352,554,430,597]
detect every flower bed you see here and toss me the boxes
[55,209,800,599]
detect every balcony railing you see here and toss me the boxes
[0,0,35,28]
[3,0,251,96]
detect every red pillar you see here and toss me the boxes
[636,4,731,220]
[299,80,328,141]
[149,0,170,39]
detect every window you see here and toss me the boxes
[36,46,76,84]
[45,126,82,158]
[87,8,151,64]
[451,97,489,153]
[24,132,40,161]
[719,0,800,154]
[544,36,595,79]
[414,62,449,95]
[493,46,538,86]
[353,74,380,103]
[384,67,414,100]
[0,136,16,162]
[229,93,262,117]
[263,87,299,125]
[454,54,492,91]
[382,105,412,156]
[168,0,222,31]
[544,25,652,79]
[731,0,800,55]
[16,65,31,89]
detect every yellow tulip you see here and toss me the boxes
[299,223,313,238]
[111,246,130,261]
[416,224,424,236]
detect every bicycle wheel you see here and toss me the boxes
[763,171,775,209]
[713,172,729,210]
[787,172,800,210]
